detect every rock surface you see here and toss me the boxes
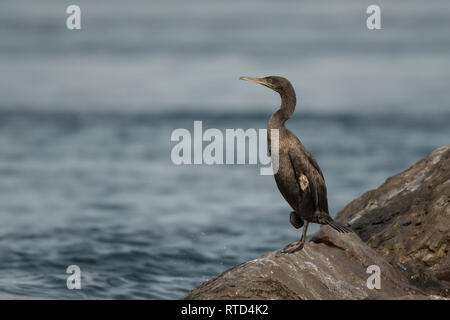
[184,146,450,299]
[336,146,450,296]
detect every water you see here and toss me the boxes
[0,0,449,299]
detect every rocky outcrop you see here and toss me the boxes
[184,146,449,300]
[336,146,450,296]
[184,227,430,299]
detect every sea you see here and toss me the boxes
[0,0,449,299]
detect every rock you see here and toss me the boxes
[184,146,449,299]
[336,146,450,296]
[184,227,428,300]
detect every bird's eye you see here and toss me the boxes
[266,79,273,84]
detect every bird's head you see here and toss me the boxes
[239,75,292,95]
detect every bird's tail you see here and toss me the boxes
[326,219,353,233]
[314,211,353,233]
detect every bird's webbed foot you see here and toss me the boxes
[289,211,304,229]
[282,220,309,254]
[281,239,305,253]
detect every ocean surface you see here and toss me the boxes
[0,0,449,299]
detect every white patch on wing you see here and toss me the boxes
[299,174,309,191]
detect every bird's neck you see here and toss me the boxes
[268,88,296,130]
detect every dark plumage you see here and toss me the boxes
[240,75,352,253]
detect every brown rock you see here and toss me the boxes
[185,226,428,299]
[336,146,450,296]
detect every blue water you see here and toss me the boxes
[0,0,449,299]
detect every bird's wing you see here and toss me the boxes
[288,147,329,213]
[304,149,325,180]
[288,130,325,179]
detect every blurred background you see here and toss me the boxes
[0,0,449,299]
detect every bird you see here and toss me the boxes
[240,75,352,253]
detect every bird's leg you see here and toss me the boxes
[282,220,309,253]
[298,220,309,248]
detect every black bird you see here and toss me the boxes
[240,75,352,253]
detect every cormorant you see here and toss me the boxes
[240,75,352,253]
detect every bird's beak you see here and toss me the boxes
[239,76,272,89]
